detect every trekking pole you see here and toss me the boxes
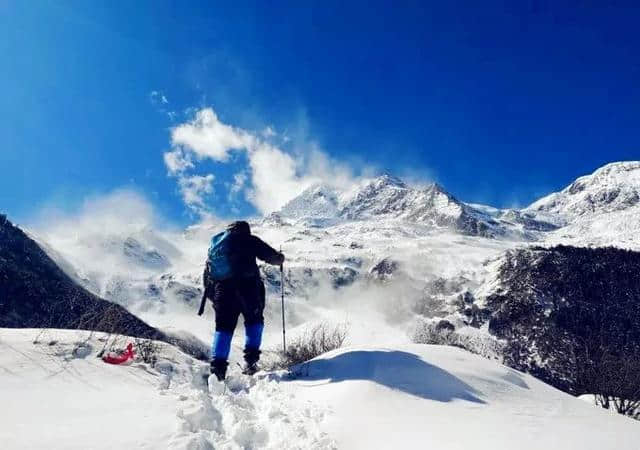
[280,261,286,354]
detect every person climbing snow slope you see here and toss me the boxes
[198,221,284,381]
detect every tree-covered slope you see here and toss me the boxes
[480,245,640,396]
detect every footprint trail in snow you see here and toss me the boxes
[169,369,336,450]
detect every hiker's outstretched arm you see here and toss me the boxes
[251,236,284,265]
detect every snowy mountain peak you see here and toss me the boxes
[423,181,447,192]
[339,175,479,226]
[566,161,640,195]
[527,160,640,223]
[276,175,413,222]
[273,173,547,237]
[339,176,418,217]
[422,181,461,202]
[276,172,468,222]
[369,173,407,189]
[278,183,341,220]
[591,160,640,176]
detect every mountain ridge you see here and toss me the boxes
[276,173,556,238]
[527,160,640,224]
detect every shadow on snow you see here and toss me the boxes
[292,349,485,404]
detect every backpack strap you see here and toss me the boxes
[197,292,207,316]
[197,263,212,316]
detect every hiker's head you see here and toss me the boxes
[227,221,251,235]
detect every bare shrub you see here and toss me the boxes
[97,334,128,358]
[270,322,348,370]
[411,319,456,346]
[411,318,504,360]
[134,338,161,365]
[572,340,640,420]
[595,394,640,420]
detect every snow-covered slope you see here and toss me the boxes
[528,161,640,223]
[291,344,640,449]
[0,329,190,450]
[0,328,334,450]
[528,161,640,221]
[545,205,640,250]
[526,161,640,249]
[2,329,638,450]
[340,176,506,237]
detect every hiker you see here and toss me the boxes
[199,221,284,381]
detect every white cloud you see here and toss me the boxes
[178,174,215,213]
[230,172,247,195]
[163,148,194,175]
[170,109,249,162]
[164,106,366,215]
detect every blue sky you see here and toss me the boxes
[2,1,639,225]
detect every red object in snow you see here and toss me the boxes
[102,343,135,365]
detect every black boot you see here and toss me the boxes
[242,348,261,375]
[210,358,228,381]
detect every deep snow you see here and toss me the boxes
[2,329,638,449]
[290,345,640,449]
[0,329,333,450]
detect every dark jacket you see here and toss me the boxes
[198,221,283,316]
[222,221,284,279]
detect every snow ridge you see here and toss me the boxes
[527,161,640,223]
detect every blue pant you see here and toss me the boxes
[210,276,265,361]
[212,323,264,360]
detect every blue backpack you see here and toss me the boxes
[207,231,234,281]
